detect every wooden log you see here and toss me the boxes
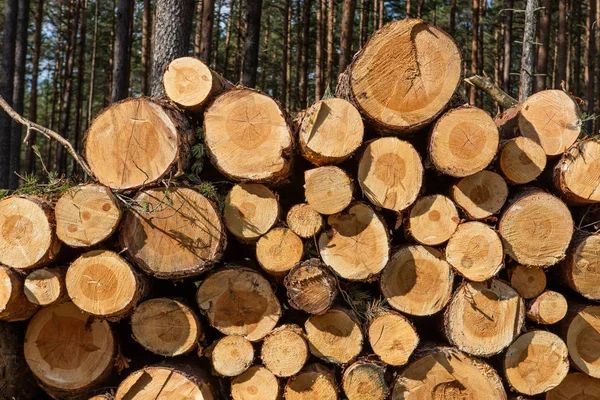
[24,302,116,398]
[564,233,600,300]
[284,363,337,400]
[65,250,147,320]
[224,183,280,242]
[0,196,60,270]
[0,265,38,321]
[367,311,419,366]
[298,98,364,165]
[211,335,254,377]
[89,395,113,400]
[120,187,227,279]
[504,331,569,395]
[546,372,600,399]
[407,194,459,246]
[380,245,454,316]
[319,202,389,280]
[429,106,500,177]
[391,347,507,399]
[499,190,573,267]
[256,227,303,277]
[0,322,41,399]
[286,203,323,238]
[261,324,308,377]
[509,265,547,299]
[284,258,338,315]
[450,170,508,220]
[115,364,214,400]
[554,139,600,204]
[196,268,281,341]
[342,360,388,400]
[204,88,294,183]
[163,56,232,112]
[85,97,194,190]
[445,221,504,281]
[526,291,568,325]
[131,298,202,357]
[499,137,547,185]
[304,166,353,215]
[335,19,462,135]
[564,305,600,378]
[444,279,525,357]
[304,307,363,364]
[55,184,122,247]
[231,366,279,400]
[357,137,423,212]
[24,267,66,306]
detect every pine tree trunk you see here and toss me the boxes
[280,0,290,106]
[406,0,411,16]
[141,0,152,95]
[259,13,271,91]
[417,0,424,18]
[535,0,552,91]
[223,0,236,78]
[212,0,223,69]
[194,0,203,57]
[449,0,456,36]
[87,0,99,127]
[285,1,292,105]
[339,0,356,75]
[200,0,214,63]
[470,0,479,104]
[519,0,538,101]
[315,0,325,100]
[111,0,133,103]
[585,0,596,132]
[326,0,334,90]
[234,0,243,82]
[73,0,87,175]
[241,0,263,87]
[502,0,513,93]
[299,0,311,106]
[574,0,582,94]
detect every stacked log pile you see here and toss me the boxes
[2,18,600,399]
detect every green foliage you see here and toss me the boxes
[581,112,598,136]
[12,171,74,199]
[339,282,389,324]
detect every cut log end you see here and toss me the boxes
[408,194,459,246]
[256,227,303,277]
[24,267,65,306]
[368,311,419,366]
[509,265,547,299]
[304,166,353,215]
[231,366,279,400]
[286,203,324,238]
[555,139,600,204]
[564,233,600,300]
[526,291,568,325]
[284,363,337,400]
[342,361,388,400]
[566,305,600,378]
[261,324,308,377]
[284,258,338,315]
[500,137,547,185]
[305,308,363,364]
[358,137,423,212]
[224,183,280,242]
[450,170,508,220]
[212,335,254,377]
[0,265,38,321]
[546,372,600,399]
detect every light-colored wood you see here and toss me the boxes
[499,190,573,267]
[305,308,363,364]
[342,360,388,400]
[429,106,500,177]
[120,187,226,279]
[66,250,146,319]
[55,184,121,247]
[319,202,389,280]
[231,366,279,400]
[518,90,581,156]
[380,245,454,316]
[340,18,462,134]
[204,88,293,183]
[391,347,507,399]
[546,372,600,399]
[256,227,303,277]
[304,166,353,215]
[284,363,338,400]
[163,57,232,112]
[89,395,113,400]
[445,221,504,281]
[212,335,254,377]
[286,203,323,238]
[444,279,525,357]
[500,137,547,184]
[450,170,508,220]
[555,139,600,204]
[196,268,281,341]
[284,258,338,315]
[509,265,547,299]
[24,302,115,397]
[564,233,600,300]
[0,265,38,321]
[224,183,280,242]
[131,298,202,356]
[504,331,569,395]
[565,305,600,378]
[299,98,364,165]
[85,97,194,190]
[261,324,309,377]
[0,196,60,270]
[527,291,568,324]
[24,267,66,306]
[357,137,423,211]
[368,311,419,366]
[408,194,459,246]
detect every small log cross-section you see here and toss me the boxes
[357,137,423,212]
[564,233,600,300]
[120,187,227,279]
[24,267,66,306]
[342,360,388,400]
[204,88,294,183]
[429,106,499,177]
[0,196,60,270]
[450,170,508,220]
[131,298,202,357]
[499,137,547,185]
[555,139,600,204]
[0,265,39,321]
[256,227,303,277]
[299,98,364,165]
[24,302,116,398]
[224,183,280,242]
[305,308,363,364]
[284,363,337,400]
[444,279,525,357]
[526,290,568,325]
[304,166,353,215]
[55,184,122,247]
[368,311,419,366]
[546,372,600,399]
[565,305,600,378]
[337,18,462,134]
[260,324,309,377]
[231,366,279,400]
[85,97,194,190]
[211,335,255,377]
[408,194,459,246]
[286,203,323,238]
[319,202,389,280]
[284,258,338,315]
[196,268,281,341]
[509,264,547,299]
[504,331,569,395]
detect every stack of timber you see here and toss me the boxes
[1,18,600,400]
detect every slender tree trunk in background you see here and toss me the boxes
[111,0,134,103]
[150,0,195,96]
[234,0,243,81]
[26,0,44,175]
[241,0,263,87]
[339,0,356,74]
[299,0,310,105]
[259,13,270,91]
[87,0,99,128]
[503,0,513,93]
[378,0,383,28]
[0,0,18,188]
[294,0,302,108]
[141,0,152,95]
[494,26,501,108]
[556,0,567,88]
[281,0,290,107]
[212,0,223,69]
[107,0,116,105]
[585,0,596,132]
[316,0,325,100]
[326,0,334,90]
[478,0,485,106]
[535,0,552,92]
[432,0,437,25]
[372,0,377,30]
[519,0,538,102]
[200,0,214,63]
[470,0,479,104]
[223,0,236,77]
[449,0,456,36]
[574,0,581,94]
[194,0,203,57]
[359,0,366,46]
[417,0,424,18]
[286,1,292,105]
[73,0,87,175]
[406,0,411,17]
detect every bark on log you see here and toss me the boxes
[211,335,254,377]
[286,203,324,238]
[284,363,337,400]
[499,137,547,185]
[450,170,508,220]
[509,264,547,299]
[407,194,459,246]
[231,366,279,400]
[554,139,600,204]
[342,360,388,400]
[284,258,338,315]
[256,227,303,277]
[0,322,40,399]
[224,183,280,242]
[24,267,67,306]
[0,265,38,321]
[526,291,568,325]
[304,166,353,215]
[563,233,600,300]
[367,311,419,366]
[260,324,308,377]
[546,372,600,399]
